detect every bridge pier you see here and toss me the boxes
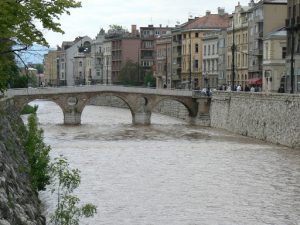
[64,111,81,125]
[191,98,211,126]
[132,112,151,125]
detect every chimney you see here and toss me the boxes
[218,7,225,16]
[206,10,211,16]
[131,24,137,34]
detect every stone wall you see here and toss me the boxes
[210,92,300,148]
[0,98,45,225]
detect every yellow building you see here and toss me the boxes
[44,50,60,86]
[227,3,250,88]
[179,9,229,89]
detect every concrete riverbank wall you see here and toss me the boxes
[89,92,300,148]
[0,98,45,225]
[210,92,300,149]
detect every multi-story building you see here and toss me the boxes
[203,32,220,89]
[171,27,184,88]
[286,0,300,92]
[227,2,250,88]
[43,50,60,86]
[140,25,172,78]
[217,30,228,86]
[262,28,287,92]
[248,0,287,84]
[56,36,92,86]
[90,29,105,84]
[103,40,112,85]
[155,34,172,88]
[105,25,140,84]
[179,9,229,89]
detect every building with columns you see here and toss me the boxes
[227,2,250,89]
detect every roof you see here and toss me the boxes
[264,27,287,39]
[182,14,230,31]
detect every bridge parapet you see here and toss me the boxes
[8,86,211,126]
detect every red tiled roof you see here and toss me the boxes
[183,14,230,30]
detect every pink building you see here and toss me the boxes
[110,25,140,84]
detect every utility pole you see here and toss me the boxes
[189,32,192,90]
[290,9,295,93]
[231,17,236,91]
[165,43,168,88]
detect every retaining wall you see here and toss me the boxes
[210,92,300,148]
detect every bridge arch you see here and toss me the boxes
[149,96,198,118]
[82,93,135,122]
[14,96,65,116]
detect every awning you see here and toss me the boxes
[247,78,262,85]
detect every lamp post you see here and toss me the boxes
[231,16,236,91]
[189,32,192,90]
[290,16,295,94]
[204,72,209,95]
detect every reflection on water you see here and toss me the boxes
[27,100,300,225]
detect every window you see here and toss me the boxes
[183,34,186,39]
[195,33,199,38]
[212,45,215,55]
[204,46,206,56]
[208,46,210,55]
[194,60,198,69]
[282,47,287,59]
[195,44,199,53]
[79,61,82,67]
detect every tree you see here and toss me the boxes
[25,113,51,191]
[144,71,156,87]
[50,156,97,225]
[108,24,127,34]
[0,0,81,92]
[119,60,142,86]
[34,64,44,74]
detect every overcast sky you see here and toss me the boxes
[43,0,252,48]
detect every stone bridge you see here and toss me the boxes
[7,85,211,126]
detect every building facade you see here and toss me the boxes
[179,9,229,89]
[248,0,287,83]
[203,32,220,89]
[140,25,172,79]
[43,50,60,86]
[262,29,287,92]
[286,0,300,92]
[227,3,250,89]
[155,34,172,88]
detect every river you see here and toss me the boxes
[26,100,300,225]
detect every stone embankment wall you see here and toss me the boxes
[210,92,300,148]
[0,98,45,225]
[89,96,190,120]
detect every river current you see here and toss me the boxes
[26,100,300,225]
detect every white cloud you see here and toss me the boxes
[44,0,251,48]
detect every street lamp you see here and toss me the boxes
[204,72,209,95]
[231,16,236,91]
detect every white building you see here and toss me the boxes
[202,31,220,89]
[59,36,92,86]
[263,28,286,92]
